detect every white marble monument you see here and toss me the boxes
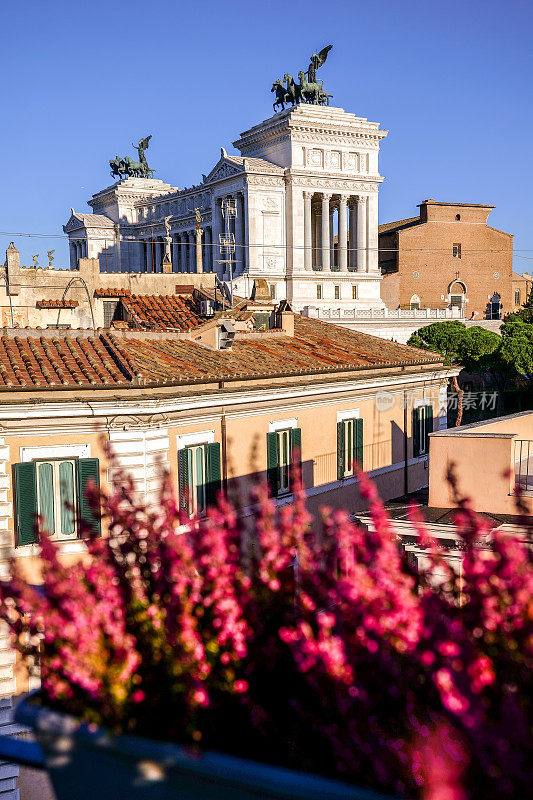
[64,105,388,314]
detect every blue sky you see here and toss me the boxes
[1,0,531,272]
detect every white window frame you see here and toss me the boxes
[21,443,90,463]
[269,418,297,433]
[276,428,292,494]
[177,431,215,517]
[337,410,361,479]
[187,444,208,516]
[177,430,215,450]
[337,409,360,423]
[35,458,78,540]
[416,404,432,456]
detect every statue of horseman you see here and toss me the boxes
[109,135,155,180]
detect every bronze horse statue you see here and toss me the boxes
[271,79,288,112]
[298,71,332,105]
[110,156,127,180]
[283,74,302,106]
[272,74,302,112]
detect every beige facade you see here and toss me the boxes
[429,412,533,515]
[1,245,215,330]
[0,360,454,575]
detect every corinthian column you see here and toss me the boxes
[321,193,332,272]
[180,231,189,272]
[204,227,212,271]
[349,199,357,270]
[338,195,348,272]
[356,196,367,273]
[303,191,312,271]
[366,192,378,272]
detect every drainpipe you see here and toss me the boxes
[403,389,409,496]
[221,408,228,493]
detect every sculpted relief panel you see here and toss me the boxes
[302,147,371,174]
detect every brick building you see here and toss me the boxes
[378,199,514,319]
[512,270,532,310]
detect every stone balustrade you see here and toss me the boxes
[306,307,465,321]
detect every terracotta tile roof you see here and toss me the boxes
[120,294,202,331]
[0,319,443,391]
[36,299,79,309]
[106,316,442,384]
[94,288,131,298]
[378,217,420,234]
[0,334,132,388]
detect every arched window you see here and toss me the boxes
[448,280,467,311]
[410,294,421,310]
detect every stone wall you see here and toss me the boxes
[1,251,216,330]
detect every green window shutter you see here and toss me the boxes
[77,458,101,536]
[425,405,433,455]
[290,427,302,467]
[13,463,38,546]
[37,462,55,535]
[413,408,420,457]
[266,432,279,497]
[290,427,302,487]
[337,421,345,480]
[354,418,364,469]
[178,447,191,512]
[206,442,222,507]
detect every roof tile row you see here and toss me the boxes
[0,318,441,391]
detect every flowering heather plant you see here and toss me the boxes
[1,466,532,800]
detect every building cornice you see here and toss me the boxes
[0,367,457,435]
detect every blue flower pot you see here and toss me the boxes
[10,694,394,800]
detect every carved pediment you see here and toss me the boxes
[63,213,85,233]
[204,156,243,184]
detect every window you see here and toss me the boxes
[269,284,276,300]
[413,406,433,457]
[452,244,461,258]
[515,289,521,305]
[12,458,100,546]
[178,443,221,515]
[455,214,461,221]
[450,295,463,308]
[316,285,322,299]
[352,285,358,300]
[266,428,301,497]
[337,418,363,479]
[410,295,421,310]
[334,285,340,300]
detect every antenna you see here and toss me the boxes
[217,198,238,308]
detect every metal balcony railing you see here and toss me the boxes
[514,439,533,492]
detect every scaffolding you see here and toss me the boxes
[217,198,237,308]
